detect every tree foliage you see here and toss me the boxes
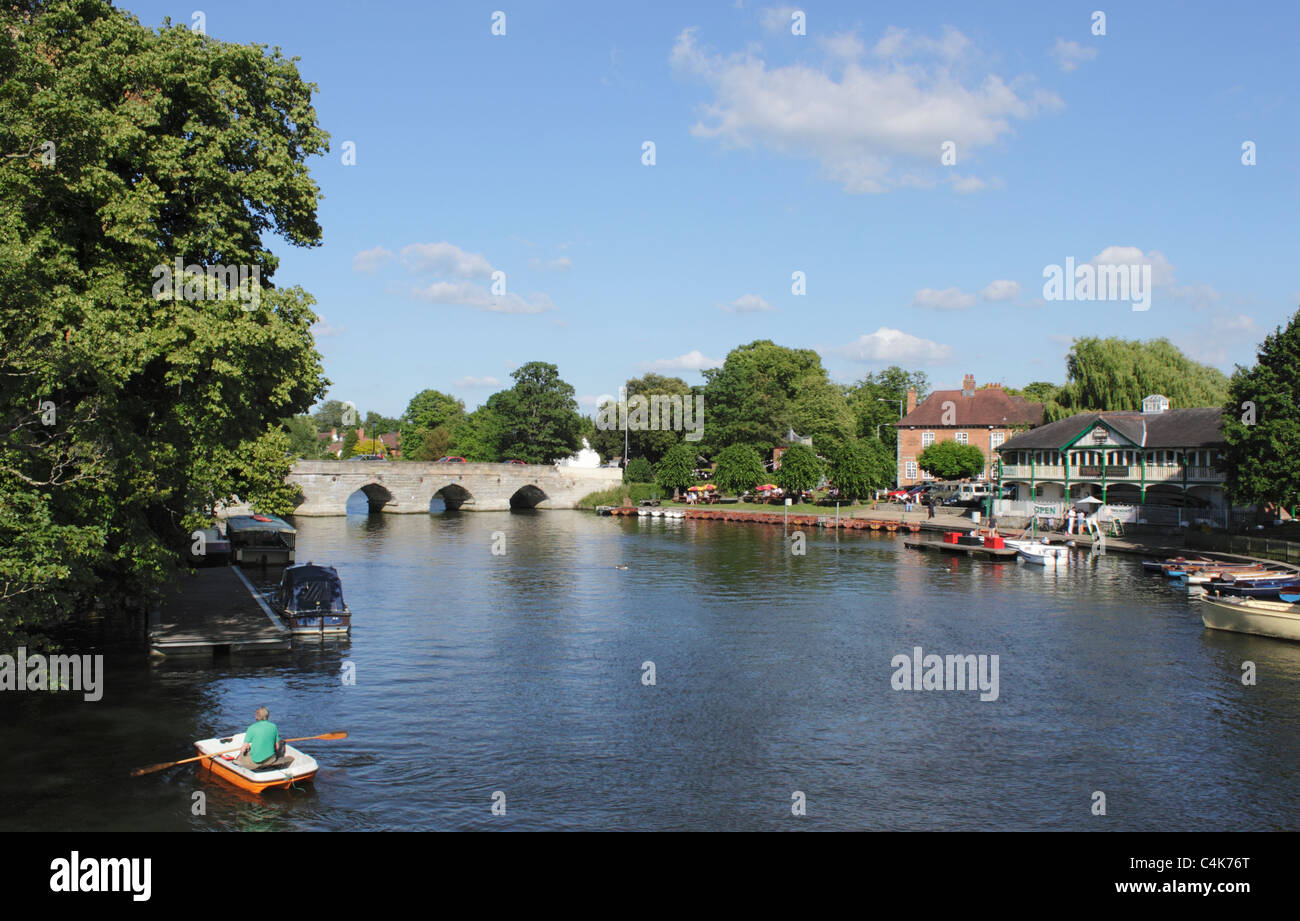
[0,1,329,641]
[624,457,654,484]
[588,373,693,465]
[283,414,325,459]
[711,444,765,495]
[774,444,823,494]
[1057,337,1229,415]
[1222,309,1300,509]
[701,341,852,456]
[844,366,929,445]
[655,444,696,495]
[918,440,985,480]
[487,362,583,463]
[400,389,465,461]
[829,438,894,500]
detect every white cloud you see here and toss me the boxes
[413,281,555,315]
[310,317,344,337]
[913,287,976,310]
[1090,246,1175,286]
[981,280,1021,301]
[827,327,954,363]
[641,349,724,372]
[400,242,494,279]
[720,293,774,313]
[670,27,1058,194]
[872,26,971,61]
[453,375,501,389]
[352,247,394,273]
[529,256,573,272]
[1050,38,1098,73]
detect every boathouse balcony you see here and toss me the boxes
[998,464,1225,483]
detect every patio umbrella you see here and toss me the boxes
[757,484,779,491]
[687,485,703,492]
[1075,496,1103,507]
[700,483,717,490]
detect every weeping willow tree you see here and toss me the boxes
[1052,338,1229,417]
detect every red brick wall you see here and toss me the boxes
[898,427,1011,485]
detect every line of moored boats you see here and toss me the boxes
[1144,556,1300,642]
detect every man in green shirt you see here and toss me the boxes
[236,706,294,769]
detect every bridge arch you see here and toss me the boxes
[347,482,393,515]
[430,483,474,512]
[509,484,549,509]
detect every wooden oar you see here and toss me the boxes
[130,731,348,777]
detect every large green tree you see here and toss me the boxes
[486,362,583,463]
[844,366,929,445]
[655,443,696,496]
[1056,337,1229,417]
[711,444,765,495]
[918,441,985,480]
[0,1,329,640]
[400,389,466,461]
[701,340,852,456]
[775,444,824,494]
[1222,309,1300,510]
[589,373,694,466]
[829,438,894,500]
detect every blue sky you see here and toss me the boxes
[127,1,1300,417]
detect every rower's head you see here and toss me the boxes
[254,706,269,721]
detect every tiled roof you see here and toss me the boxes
[998,408,1223,451]
[898,389,1043,428]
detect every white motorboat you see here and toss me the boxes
[1013,541,1069,565]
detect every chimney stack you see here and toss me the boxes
[905,388,917,416]
[962,374,976,397]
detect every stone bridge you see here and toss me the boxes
[288,460,624,515]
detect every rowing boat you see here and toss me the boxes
[193,733,319,794]
[1199,595,1300,643]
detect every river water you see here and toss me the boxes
[4,507,1299,831]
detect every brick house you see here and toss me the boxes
[894,374,1044,486]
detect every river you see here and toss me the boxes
[4,506,1299,831]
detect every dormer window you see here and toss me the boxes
[1141,394,1170,414]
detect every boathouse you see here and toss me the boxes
[993,395,1226,509]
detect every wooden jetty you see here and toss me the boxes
[904,538,1019,561]
[150,565,290,658]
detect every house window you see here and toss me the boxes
[991,432,1005,450]
[922,431,935,448]
[905,461,918,481]
[955,432,968,445]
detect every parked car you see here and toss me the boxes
[347,453,386,461]
[885,489,911,502]
[436,456,467,463]
[504,459,526,465]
